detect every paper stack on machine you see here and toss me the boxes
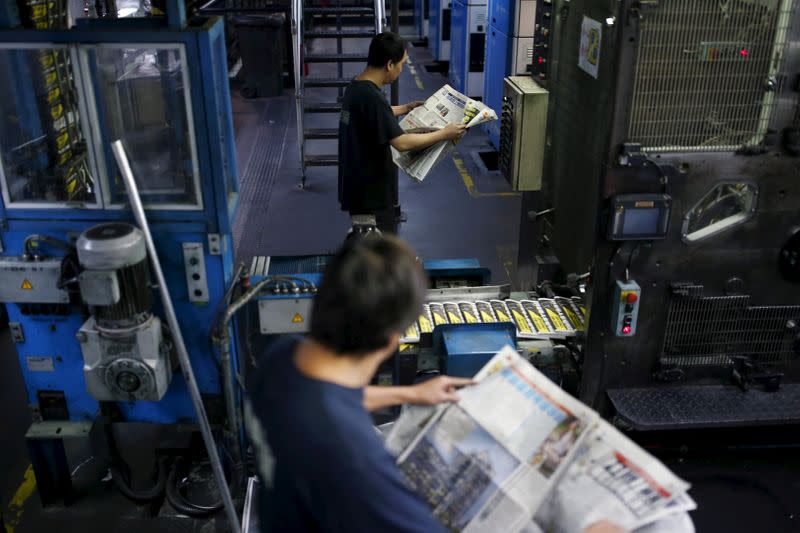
[392,84,497,181]
[386,347,696,533]
[400,298,586,343]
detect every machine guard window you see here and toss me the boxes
[682,182,758,243]
[82,44,203,211]
[0,44,102,209]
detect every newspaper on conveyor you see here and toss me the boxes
[386,347,695,533]
[391,84,498,181]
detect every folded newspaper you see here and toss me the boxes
[392,84,497,181]
[386,347,696,533]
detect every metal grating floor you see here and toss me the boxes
[608,384,800,430]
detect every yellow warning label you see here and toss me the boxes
[21,279,33,290]
[291,313,303,323]
[480,310,496,322]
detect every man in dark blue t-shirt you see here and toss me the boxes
[245,235,471,532]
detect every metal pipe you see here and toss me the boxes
[212,275,283,460]
[111,141,242,533]
[292,0,306,187]
[211,261,246,462]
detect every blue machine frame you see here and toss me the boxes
[484,0,535,147]
[448,0,487,99]
[428,0,452,61]
[0,17,240,424]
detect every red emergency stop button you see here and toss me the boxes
[626,293,638,304]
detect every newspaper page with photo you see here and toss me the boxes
[533,420,695,533]
[390,346,695,532]
[396,347,597,532]
[391,84,497,181]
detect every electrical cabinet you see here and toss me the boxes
[499,76,547,190]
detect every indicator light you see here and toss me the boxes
[622,325,631,334]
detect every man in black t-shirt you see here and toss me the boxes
[338,32,466,233]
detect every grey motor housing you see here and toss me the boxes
[76,222,172,402]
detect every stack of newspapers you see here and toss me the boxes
[391,84,497,181]
[386,347,696,533]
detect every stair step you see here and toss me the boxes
[304,154,339,166]
[305,6,373,14]
[304,102,342,113]
[305,53,368,63]
[305,29,375,38]
[304,128,338,139]
[304,77,351,88]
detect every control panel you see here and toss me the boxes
[254,274,321,335]
[530,0,553,82]
[182,242,210,304]
[499,76,548,190]
[611,280,640,336]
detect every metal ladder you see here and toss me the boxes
[291,0,385,188]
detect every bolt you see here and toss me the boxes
[76,331,87,342]
[787,320,797,330]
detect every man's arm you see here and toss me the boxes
[364,376,474,411]
[392,100,425,117]
[390,122,466,152]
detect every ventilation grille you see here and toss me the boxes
[661,286,800,366]
[627,0,796,152]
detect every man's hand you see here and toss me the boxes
[582,521,629,533]
[440,122,467,141]
[404,101,425,114]
[409,376,475,405]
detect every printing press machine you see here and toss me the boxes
[246,254,587,401]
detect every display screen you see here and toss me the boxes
[623,207,661,235]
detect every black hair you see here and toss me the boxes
[367,31,407,68]
[309,235,427,356]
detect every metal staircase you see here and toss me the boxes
[291,0,385,188]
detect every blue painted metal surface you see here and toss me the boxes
[484,26,509,148]
[414,0,425,38]
[448,0,467,92]
[0,17,240,425]
[428,0,451,61]
[434,323,517,377]
[424,258,492,285]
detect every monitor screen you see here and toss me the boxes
[623,207,661,235]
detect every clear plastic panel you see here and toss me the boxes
[89,45,202,209]
[682,183,758,243]
[0,46,98,207]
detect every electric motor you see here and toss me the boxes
[76,222,172,402]
[77,222,152,328]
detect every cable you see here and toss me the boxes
[23,234,73,258]
[110,455,169,503]
[165,458,225,517]
[624,241,643,282]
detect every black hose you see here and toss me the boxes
[111,456,169,503]
[166,458,224,517]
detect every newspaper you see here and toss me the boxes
[391,84,497,181]
[388,347,694,533]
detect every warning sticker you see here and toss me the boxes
[21,279,33,290]
[292,313,303,323]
